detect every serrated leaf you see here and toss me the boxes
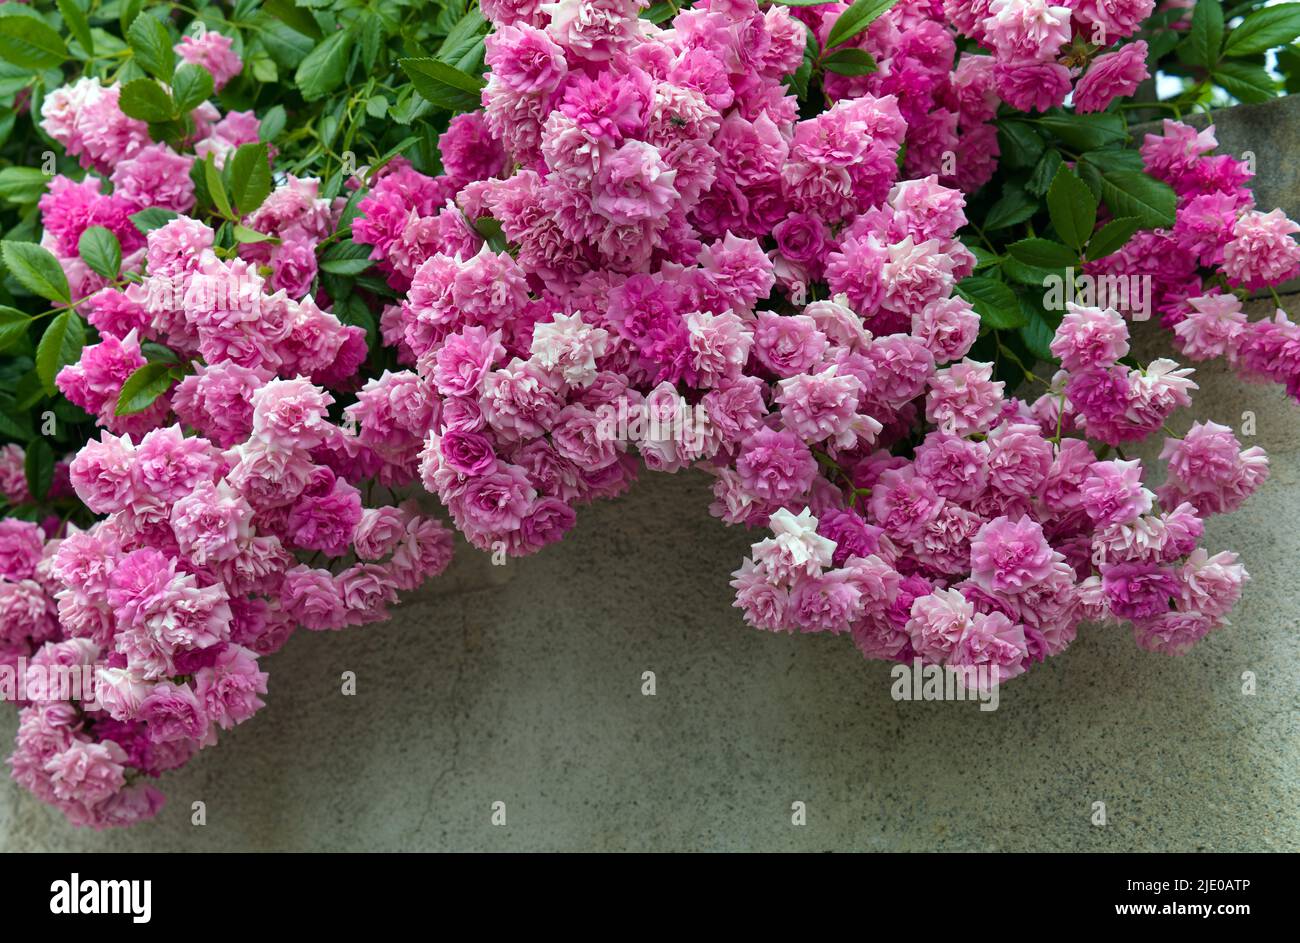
[399,57,485,112]
[130,207,179,233]
[35,310,84,394]
[126,11,175,80]
[0,167,50,204]
[1018,306,1058,362]
[359,13,384,72]
[232,224,278,245]
[1182,0,1224,68]
[1026,149,1064,198]
[0,14,69,69]
[984,186,1039,230]
[264,0,322,40]
[1047,166,1097,251]
[437,7,486,64]
[2,241,70,303]
[826,0,898,49]
[1086,216,1142,261]
[1096,169,1177,229]
[1007,238,1077,269]
[0,305,29,352]
[319,256,373,276]
[228,142,272,216]
[1213,61,1277,103]
[955,276,1028,330]
[204,155,234,219]
[171,62,214,112]
[822,47,878,75]
[24,437,53,501]
[118,77,176,122]
[996,120,1044,170]
[115,361,178,415]
[296,30,353,102]
[57,0,94,58]
[78,226,121,279]
[1033,112,1127,151]
[141,341,179,363]
[1224,2,1300,57]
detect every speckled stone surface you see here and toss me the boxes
[1133,95,1300,221]
[2,308,1296,851]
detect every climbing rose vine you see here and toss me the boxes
[2,0,1300,826]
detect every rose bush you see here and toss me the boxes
[2,0,1299,826]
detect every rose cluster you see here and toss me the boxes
[947,0,1153,114]
[731,294,1260,677]
[1082,119,1300,402]
[354,0,944,555]
[7,377,454,827]
[6,39,456,827]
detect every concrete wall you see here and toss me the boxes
[1,103,1297,852]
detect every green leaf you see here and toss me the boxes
[400,57,485,112]
[365,94,388,119]
[320,240,374,275]
[996,120,1044,170]
[1213,61,1277,103]
[641,2,677,23]
[1002,256,1063,287]
[115,361,178,415]
[1046,166,1097,251]
[227,142,272,216]
[232,224,278,244]
[1086,216,1142,261]
[1007,238,1077,269]
[118,77,176,122]
[296,30,354,102]
[57,0,95,58]
[0,305,29,352]
[1096,169,1178,228]
[204,155,235,219]
[1033,112,1127,151]
[264,0,322,40]
[826,0,899,49]
[1223,2,1300,56]
[259,104,288,144]
[171,62,214,112]
[955,277,1028,330]
[437,7,486,64]
[319,256,373,276]
[1182,0,1224,68]
[0,14,69,69]
[1,241,70,303]
[968,245,1001,271]
[822,47,878,76]
[1018,305,1058,363]
[126,11,175,80]
[23,437,54,501]
[0,167,50,204]
[1026,149,1064,198]
[78,226,121,280]
[141,341,179,364]
[0,409,32,441]
[359,13,384,72]
[35,310,84,394]
[984,185,1039,230]
[130,207,179,233]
